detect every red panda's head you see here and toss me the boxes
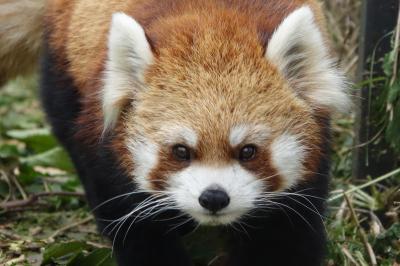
[102,6,350,225]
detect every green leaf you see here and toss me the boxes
[373,223,400,260]
[21,147,74,172]
[61,176,82,192]
[65,252,86,265]
[382,52,393,77]
[0,143,20,159]
[18,164,40,185]
[68,248,116,266]
[42,241,90,265]
[387,81,400,103]
[6,128,58,152]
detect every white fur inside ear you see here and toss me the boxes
[266,6,350,114]
[103,12,153,132]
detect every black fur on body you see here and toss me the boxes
[41,36,330,266]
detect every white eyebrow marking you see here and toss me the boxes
[160,124,198,147]
[229,125,249,146]
[229,124,270,146]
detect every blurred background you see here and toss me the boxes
[0,0,399,265]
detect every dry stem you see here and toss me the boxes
[344,193,377,266]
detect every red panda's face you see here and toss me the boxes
[123,49,323,225]
[103,7,349,225]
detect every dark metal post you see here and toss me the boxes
[352,0,399,179]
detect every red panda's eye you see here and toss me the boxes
[172,144,191,161]
[239,145,257,161]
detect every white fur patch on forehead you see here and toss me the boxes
[229,124,270,147]
[266,6,350,114]
[127,137,158,190]
[271,133,305,189]
[167,164,264,225]
[159,124,198,147]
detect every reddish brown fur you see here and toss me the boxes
[45,0,328,190]
[148,149,191,190]
[45,0,325,96]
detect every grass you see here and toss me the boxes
[0,77,110,266]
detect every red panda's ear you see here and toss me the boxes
[266,6,350,114]
[103,12,154,132]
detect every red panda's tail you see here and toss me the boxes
[0,0,45,86]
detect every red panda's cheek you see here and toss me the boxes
[127,134,191,191]
[240,133,309,192]
[126,136,160,191]
[269,133,307,190]
[146,152,191,191]
[238,147,282,191]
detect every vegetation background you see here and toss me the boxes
[0,0,399,265]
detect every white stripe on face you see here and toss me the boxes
[229,125,250,147]
[127,136,159,190]
[167,163,263,225]
[270,133,306,189]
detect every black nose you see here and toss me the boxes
[199,186,230,213]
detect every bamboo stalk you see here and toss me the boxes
[329,168,400,202]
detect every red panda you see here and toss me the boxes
[1,0,350,265]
